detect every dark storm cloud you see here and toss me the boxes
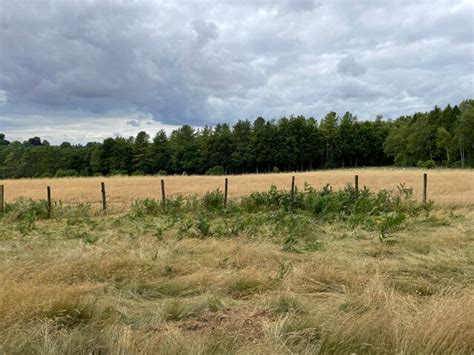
[0,0,472,143]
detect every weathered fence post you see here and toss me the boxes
[47,186,52,218]
[423,173,428,204]
[161,179,166,206]
[224,177,228,207]
[101,182,107,213]
[355,175,359,199]
[291,176,295,200]
[0,185,4,214]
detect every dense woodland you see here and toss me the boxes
[0,100,473,178]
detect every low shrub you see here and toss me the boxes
[206,166,225,175]
[195,214,211,236]
[130,199,162,218]
[2,198,49,232]
[417,160,436,169]
[110,170,129,176]
[201,190,225,210]
[1,182,430,243]
[240,182,428,236]
[55,169,78,178]
[4,198,48,221]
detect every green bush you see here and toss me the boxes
[241,185,292,211]
[2,198,49,232]
[55,169,77,177]
[206,166,225,175]
[451,161,466,168]
[417,160,436,169]
[201,190,224,210]
[110,170,129,176]
[4,198,48,221]
[53,202,93,225]
[195,214,211,236]
[130,199,162,217]
[241,182,427,230]
[423,160,437,169]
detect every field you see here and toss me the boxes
[0,168,473,354]
[2,168,474,209]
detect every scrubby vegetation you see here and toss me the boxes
[1,183,472,353]
[2,184,430,246]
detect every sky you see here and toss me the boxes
[0,0,473,144]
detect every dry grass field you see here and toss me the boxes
[1,168,474,209]
[1,209,473,353]
[1,168,473,354]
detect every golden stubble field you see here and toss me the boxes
[1,168,473,209]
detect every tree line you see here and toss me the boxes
[0,99,472,179]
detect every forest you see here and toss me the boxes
[0,99,473,179]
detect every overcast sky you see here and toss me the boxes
[0,0,473,144]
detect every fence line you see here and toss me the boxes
[0,174,430,214]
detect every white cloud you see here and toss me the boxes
[0,112,183,145]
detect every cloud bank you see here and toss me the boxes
[0,0,472,143]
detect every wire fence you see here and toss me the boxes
[0,174,429,217]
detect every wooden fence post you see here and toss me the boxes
[423,173,427,204]
[47,186,52,218]
[101,182,107,213]
[224,178,228,207]
[291,176,295,200]
[161,179,166,206]
[0,185,4,214]
[355,175,359,199]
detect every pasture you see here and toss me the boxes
[0,168,473,354]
